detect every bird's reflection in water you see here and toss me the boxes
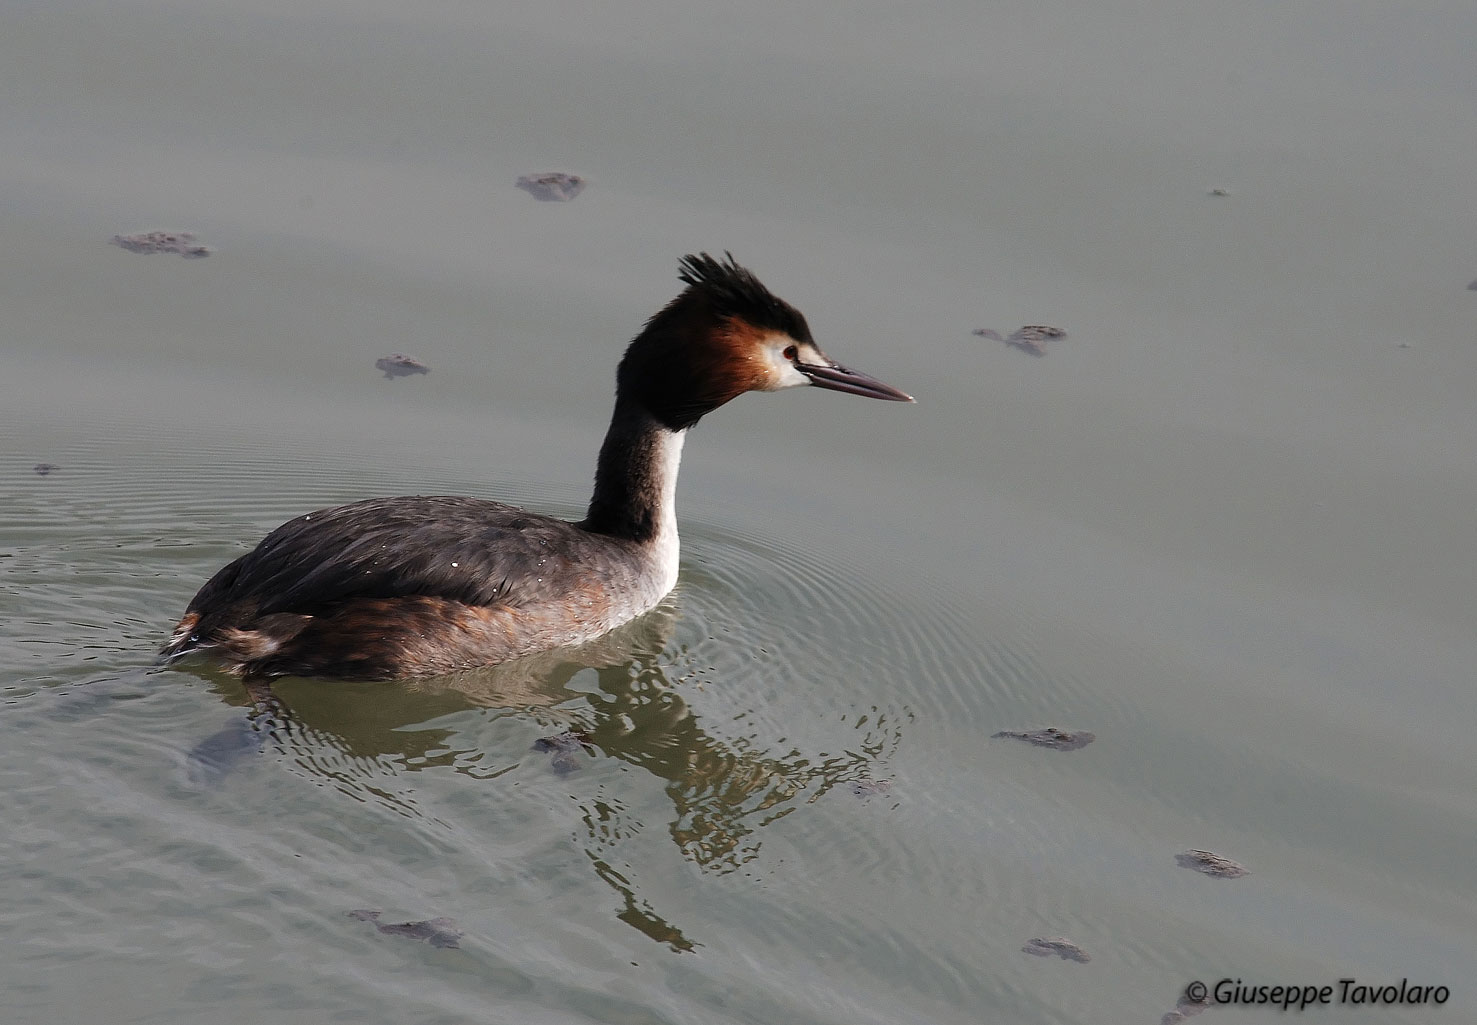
[183,599,907,951]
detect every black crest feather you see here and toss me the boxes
[674,252,811,340]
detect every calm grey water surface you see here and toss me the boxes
[4,1,1477,1022]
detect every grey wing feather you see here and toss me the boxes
[186,497,602,616]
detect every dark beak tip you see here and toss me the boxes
[798,361,915,403]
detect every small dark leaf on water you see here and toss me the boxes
[1022,937,1089,963]
[349,909,463,948]
[111,231,212,258]
[516,173,586,202]
[376,354,430,378]
[1176,849,1248,878]
[973,325,1066,357]
[534,731,592,774]
[993,727,1095,751]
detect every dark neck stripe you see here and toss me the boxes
[580,397,680,541]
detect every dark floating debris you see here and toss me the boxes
[516,172,586,202]
[32,463,59,476]
[349,910,463,949]
[1468,279,1477,291]
[993,727,1095,751]
[1176,849,1248,879]
[1022,937,1090,963]
[375,354,430,379]
[850,778,893,798]
[110,231,212,258]
[973,325,1067,357]
[1207,187,1231,197]
[533,730,593,775]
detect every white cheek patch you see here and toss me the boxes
[757,334,813,391]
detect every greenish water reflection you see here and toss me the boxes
[179,599,905,953]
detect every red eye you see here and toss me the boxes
[783,345,799,362]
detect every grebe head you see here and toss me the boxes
[618,252,913,431]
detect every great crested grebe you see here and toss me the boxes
[161,253,912,682]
